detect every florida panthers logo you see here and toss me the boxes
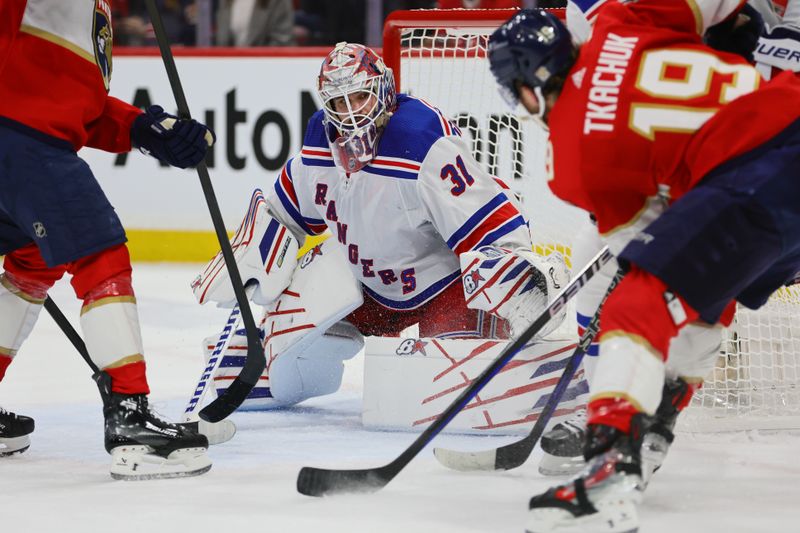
[93,1,113,90]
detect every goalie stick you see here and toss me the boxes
[432,265,625,472]
[144,0,265,423]
[43,296,236,445]
[296,246,614,497]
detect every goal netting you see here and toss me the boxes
[383,8,800,432]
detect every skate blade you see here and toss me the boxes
[538,452,586,476]
[0,435,31,457]
[110,445,212,481]
[526,499,640,533]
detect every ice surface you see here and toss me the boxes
[1,264,799,532]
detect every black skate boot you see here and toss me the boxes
[526,415,651,533]
[639,377,691,484]
[0,407,34,457]
[96,372,211,480]
[538,377,691,478]
[538,408,587,475]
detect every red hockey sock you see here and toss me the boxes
[105,361,150,395]
[588,397,641,434]
[0,355,11,382]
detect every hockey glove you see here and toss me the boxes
[130,105,215,169]
[704,4,765,63]
[754,24,800,79]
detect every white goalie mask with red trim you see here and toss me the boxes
[317,42,397,172]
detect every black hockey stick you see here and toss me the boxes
[144,0,265,422]
[296,246,614,497]
[44,296,98,372]
[432,265,624,472]
[44,295,234,441]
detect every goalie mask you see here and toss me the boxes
[317,42,396,172]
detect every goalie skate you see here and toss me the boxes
[0,407,34,457]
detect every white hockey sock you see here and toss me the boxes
[0,273,46,365]
[80,280,145,371]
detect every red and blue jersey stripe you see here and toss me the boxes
[273,158,327,236]
[447,192,527,255]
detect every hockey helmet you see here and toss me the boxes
[317,42,397,172]
[488,9,574,118]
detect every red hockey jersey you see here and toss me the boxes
[0,0,141,152]
[547,0,800,241]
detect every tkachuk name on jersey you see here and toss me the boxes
[583,33,639,135]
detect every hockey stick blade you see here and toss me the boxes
[433,265,624,472]
[297,465,396,497]
[144,0,265,421]
[296,246,614,497]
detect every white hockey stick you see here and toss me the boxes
[181,303,247,444]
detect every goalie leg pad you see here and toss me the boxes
[211,240,363,409]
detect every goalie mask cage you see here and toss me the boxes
[383,8,800,432]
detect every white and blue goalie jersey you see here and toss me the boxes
[265,94,533,311]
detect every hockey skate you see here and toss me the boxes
[0,407,34,457]
[538,378,688,477]
[538,408,587,476]
[94,369,211,481]
[526,417,649,533]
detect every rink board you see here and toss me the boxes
[362,336,587,435]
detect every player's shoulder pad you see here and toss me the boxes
[379,94,460,163]
[302,109,330,149]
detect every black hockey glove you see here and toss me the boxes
[704,4,765,63]
[130,105,215,169]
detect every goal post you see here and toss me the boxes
[382,8,800,432]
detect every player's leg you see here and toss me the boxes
[0,125,208,477]
[0,125,73,456]
[526,267,698,533]
[0,245,68,456]
[538,218,609,475]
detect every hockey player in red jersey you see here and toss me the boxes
[0,1,214,479]
[489,1,800,531]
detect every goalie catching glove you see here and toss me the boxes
[459,246,569,339]
[191,189,298,308]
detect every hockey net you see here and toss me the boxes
[383,8,800,432]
